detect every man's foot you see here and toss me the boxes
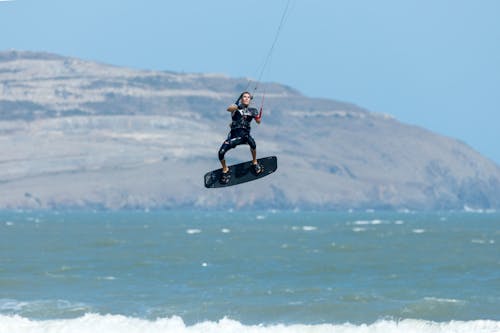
[220,169,231,184]
[252,162,263,175]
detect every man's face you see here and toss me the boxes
[241,93,252,106]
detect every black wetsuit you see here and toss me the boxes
[218,105,260,161]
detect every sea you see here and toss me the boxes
[0,210,499,333]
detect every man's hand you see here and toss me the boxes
[255,108,263,123]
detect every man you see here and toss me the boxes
[218,91,263,184]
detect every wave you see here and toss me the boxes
[463,205,497,213]
[0,298,91,315]
[0,314,499,333]
[352,219,384,225]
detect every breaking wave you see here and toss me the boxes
[0,314,498,333]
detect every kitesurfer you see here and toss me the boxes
[217,91,263,184]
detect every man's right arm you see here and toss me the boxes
[227,104,238,112]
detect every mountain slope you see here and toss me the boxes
[1,50,499,210]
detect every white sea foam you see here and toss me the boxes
[423,297,466,305]
[353,220,383,225]
[0,299,91,316]
[463,206,497,214]
[0,315,498,333]
[186,229,201,234]
[97,276,116,281]
[471,239,495,245]
[352,227,366,232]
[0,299,29,312]
[221,228,231,234]
[25,217,41,223]
[412,229,426,234]
[302,226,317,231]
[256,215,266,220]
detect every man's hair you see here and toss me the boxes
[238,91,253,104]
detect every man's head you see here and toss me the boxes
[238,91,253,106]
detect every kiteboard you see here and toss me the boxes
[204,156,277,188]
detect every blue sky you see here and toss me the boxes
[1,0,499,164]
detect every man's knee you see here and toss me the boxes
[218,141,229,160]
[218,147,226,161]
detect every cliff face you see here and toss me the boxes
[1,50,499,210]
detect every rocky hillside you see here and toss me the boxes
[1,50,499,210]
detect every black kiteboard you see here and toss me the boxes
[204,156,277,188]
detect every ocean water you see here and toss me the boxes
[0,210,499,333]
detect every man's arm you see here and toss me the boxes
[227,104,238,112]
[254,108,262,124]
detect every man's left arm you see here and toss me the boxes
[254,107,262,124]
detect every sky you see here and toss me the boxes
[1,0,499,164]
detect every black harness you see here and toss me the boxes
[230,106,258,131]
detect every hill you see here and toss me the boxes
[1,50,499,210]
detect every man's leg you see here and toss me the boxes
[219,134,244,173]
[251,148,257,165]
[218,140,232,174]
[247,135,258,165]
[220,158,229,173]
[247,135,262,174]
